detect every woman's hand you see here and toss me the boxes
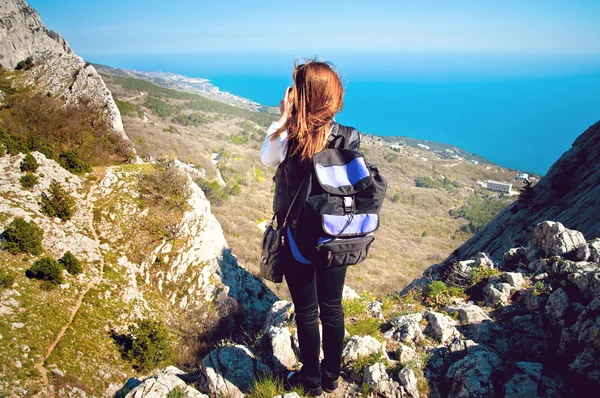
[277,87,291,124]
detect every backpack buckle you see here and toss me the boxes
[343,196,354,213]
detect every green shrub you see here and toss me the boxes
[20,153,39,172]
[196,179,228,205]
[0,270,15,288]
[0,144,5,157]
[20,172,39,189]
[350,352,385,374]
[450,193,512,234]
[59,150,92,173]
[15,57,35,71]
[225,183,242,196]
[26,256,64,284]
[424,281,465,307]
[469,266,501,286]
[248,375,287,398]
[125,319,174,371]
[165,388,186,398]
[1,217,44,255]
[41,180,76,221]
[59,251,83,275]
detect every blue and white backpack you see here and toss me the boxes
[286,146,387,267]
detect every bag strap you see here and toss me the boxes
[281,173,309,228]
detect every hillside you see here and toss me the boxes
[100,68,534,296]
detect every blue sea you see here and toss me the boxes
[90,52,600,175]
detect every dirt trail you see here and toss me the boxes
[34,182,105,391]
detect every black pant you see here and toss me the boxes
[284,258,347,389]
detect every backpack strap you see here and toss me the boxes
[330,123,361,151]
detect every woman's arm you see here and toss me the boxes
[260,121,288,167]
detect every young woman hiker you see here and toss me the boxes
[260,60,360,397]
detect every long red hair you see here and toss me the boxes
[271,60,344,163]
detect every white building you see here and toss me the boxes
[487,180,512,194]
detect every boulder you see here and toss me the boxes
[395,344,417,364]
[515,362,543,382]
[267,326,298,372]
[124,367,208,398]
[483,282,513,306]
[383,313,425,345]
[424,311,460,344]
[201,345,270,397]
[343,285,360,299]
[444,303,491,324]
[367,301,385,320]
[545,288,569,327]
[533,221,586,258]
[342,336,386,365]
[263,300,294,331]
[503,247,528,269]
[503,374,539,398]
[446,350,501,398]
[589,239,600,262]
[398,367,420,398]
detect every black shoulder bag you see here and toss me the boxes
[260,175,307,283]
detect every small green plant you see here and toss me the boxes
[20,172,39,189]
[59,150,92,173]
[59,251,83,275]
[424,281,465,307]
[532,280,551,296]
[248,374,287,398]
[196,179,228,205]
[41,180,76,221]
[26,256,64,285]
[166,387,186,398]
[1,217,44,255]
[359,383,372,396]
[20,153,39,172]
[350,351,385,374]
[0,144,5,157]
[469,266,501,286]
[0,270,15,288]
[122,319,174,371]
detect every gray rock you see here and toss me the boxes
[472,252,494,268]
[383,313,425,345]
[504,247,528,269]
[124,367,208,398]
[576,244,591,261]
[533,221,586,257]
[424,311,460,344]
[263,300,294,331]
[398,367,420,398]
[483,282,513,306]
[395,344,417,364]
[342,336,386,365]
[201,345,270,397]
[343,285,360,299]
[448,339,478,354]
[274,394,301,398]
[515,362,543,382]
[267,326,298,372]
[368,301,385,320]
[446,350,501,398]
[444,303,491,324]
[545,288,569,326]
[503,374,539,398]
[589,238,600,262]
[363,364,403,398]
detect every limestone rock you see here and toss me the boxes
[589,238,600,262]
[424,311,460,344]
[446,350,501,398]
[383,313,425,345]
[267,326,298,372]
[503,373,539,398]
[515,362,543,382]
[398,367,420,398]
[363,362,402,398]
[444,302,491,324]
[263,300,295,331]
[545,288,569,327]
[368,301,385,320]
[483,282,513,306]
[395,344,416,364]
[124,367,208,398]
[504,247,528,269]
[201,345,270,397]
[343,285,360,300]
[342,336,385,365]
[533,221,586,258]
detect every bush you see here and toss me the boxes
[41,180,76,221]
[1,217,44,255]
[424,280,465,307]
[26,256,63,284]
[58,150,92,173]
[449,193,511,234]
[20,153,39,172]
[20,172,39,189]
[0,144,5,157]
[15,57,35,71]
[0,270,15,288]
[196,179,228,205]
[125,319,174,371]
[59,251,83,275]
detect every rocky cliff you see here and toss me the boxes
[0,0,130,141]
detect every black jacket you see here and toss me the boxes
[273,122,361,226]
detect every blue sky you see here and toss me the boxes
[28,0,600,57]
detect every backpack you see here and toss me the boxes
[286,137,387,267]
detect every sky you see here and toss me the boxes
[27,0,600,58]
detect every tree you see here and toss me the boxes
[519,180,535,204]
[20,173,39,189]
[125,319,174,371]
[59,150,91,173]
[26,257,63,285]
[59,251,83,275]
[1,217,44,255]
[41,180,76,221]
[20,153,39,172]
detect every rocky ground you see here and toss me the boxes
[116,220,599,398]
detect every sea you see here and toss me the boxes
[90,52,600,176]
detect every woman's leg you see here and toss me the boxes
[315,265,347,385]
[284,260,321,388]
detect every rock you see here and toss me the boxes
[471,252,494,268]
[274,394,301,398]
[504,247,528,269]
[533,221,586,258]
[363,362,388,388]
[263,300,294,331]
[515,362,543,382]
[10,323,24,329]
[545,288,569,326]
[500,272,526,289]
[446,350,501,397]
[124,367,207,398]
[367,301,385,320]
[448,339,478,354]
[398,367,420,398]
[503,374,539,398]
[343,285,360,299]
[589,238,600,262]
[267,326,298,372]
[383,313,425,345]
[395,344,416,364]
[444,303,491,324]
[51,368,65,378]
[483,282,513,306]
[342,336,386,365]
[424,311,460,344]
[576,244,591,261]
[201,345,270,397]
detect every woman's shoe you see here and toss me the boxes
[285,371,323,397]
[322,378,339,393]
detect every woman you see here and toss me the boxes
[260,60,360,396]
